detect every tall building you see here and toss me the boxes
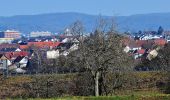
[0,30,21,39]
[30,31,52,37]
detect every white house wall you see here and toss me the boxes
[47,50,60,59]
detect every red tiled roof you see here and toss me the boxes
[136,40,151,47]
[20,41,61,49]
[124,39,150,48]
[19,45,29,50]
[137,49,145,54]
[154,39,167,46]
[28,41,61,48]
[5,51,29,59]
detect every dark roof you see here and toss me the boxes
[28,36,57,42]
[19,42,28,45]
[13,56,25,63]
[57,42,74,49]
[28,38,37,42]
[0,44,19,49]
[12,39,21,43]
[0,54,3,58]
[0,48,18,52]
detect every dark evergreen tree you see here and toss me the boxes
[138,30,142,35]
[157,26,164,35]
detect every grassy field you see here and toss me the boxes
[2,72,170,100]
[11,94,170,100]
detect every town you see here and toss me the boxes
[0,26,168,74]
[0,29,79,74]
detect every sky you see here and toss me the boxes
[0,0,170,16]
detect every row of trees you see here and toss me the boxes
[133,26,164,37]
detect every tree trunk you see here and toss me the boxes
[95,71,100,96]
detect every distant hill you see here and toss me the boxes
[116,13,170,32]
[0,12,170,34]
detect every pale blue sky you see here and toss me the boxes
[0,0,170,16]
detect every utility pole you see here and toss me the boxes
[46,80,53,98]
[2,55,8,78]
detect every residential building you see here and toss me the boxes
[0,43,19,49]
[139,34,162,40]
[47,50,60,59]
[133,49,146,59]
[0,38,14,44]
[147,49,158,61]
[30,31,52,37]
[0,54,12,70]
[0,48,21,53]
[13,56,29,68]
[0,54,29,73]
[0,30,21,39]
[163,31,170,42]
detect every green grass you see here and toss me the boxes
[12,94,170,100]
[16,96,135,100]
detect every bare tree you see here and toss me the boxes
[69,20,84,38]
[29,45,45,74]
[69,19,134,96]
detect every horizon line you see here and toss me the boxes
[1,11,170,17]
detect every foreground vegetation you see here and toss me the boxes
[0,71,170,99]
